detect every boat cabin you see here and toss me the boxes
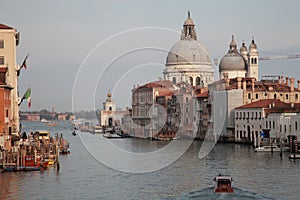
[214,175,234,193]
[38,130,50,141]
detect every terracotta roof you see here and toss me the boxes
[0,23,14,29]
[236,99,290,109]
[137,80,175,89]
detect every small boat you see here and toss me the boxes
[72,130,77,136]
[47,122,57,127]
[60,148,70,154]
[3,166,42,172]
[103,133,122,139]
[94,125,103,134]
[213,175,234,193]
[289,154,300,159]
[254,146,281,152]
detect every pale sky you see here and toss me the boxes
[1,0,300,112]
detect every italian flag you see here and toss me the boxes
[22,88,31,108]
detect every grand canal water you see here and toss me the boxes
[1,121,300,199]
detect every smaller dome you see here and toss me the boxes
[240,42,247,52]
[249,39,257,49]
[184,18,194,26]
[219,52,247,71]
[107,90,111,98]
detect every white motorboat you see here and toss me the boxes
[94,125,103,134]
[254,146,281,152]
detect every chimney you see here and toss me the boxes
[237,77,242,89]
[298,80,300,89]
[286,77,289,86]
[243,79,246,90]
[290,78,295,92]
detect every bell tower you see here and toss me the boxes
[247,37,259,80]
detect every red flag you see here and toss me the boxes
[21,53,29,69]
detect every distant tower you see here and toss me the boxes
[247,38,259,80]
[103,90,115,112]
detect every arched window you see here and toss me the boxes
[274,93,277,99]
[196,77,201,86]
[254,58,257,64]
[248,93,251,99]
[172,77,176,84]
[189,77,193,86]
[256,94,259,99]
[251,58,254,64]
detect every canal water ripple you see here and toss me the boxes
[0,121,299,199]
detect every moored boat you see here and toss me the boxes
[254,146,281,152]
[213,175,234,193]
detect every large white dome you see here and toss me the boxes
[166,39,212,66]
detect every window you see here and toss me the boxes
[0,56,4,65]
[286,94,289,100]
[172,77,176,84]
[273,121,275,129]
[295,122,298,131]
[274,94,277,99]
[189,77,193,86]
[186,97,189,103]
[264,93,268,97]
[248,93,251,99]
[296,94,299,100]
[0,40,4,49]
[5,109,8,118]
[196,77,201,86]
[266,121,268,128]
[256,94,259,99]
[259,112,262,119]
[284,125,286,133]
[280,125,282,132]
[109,106,112,111]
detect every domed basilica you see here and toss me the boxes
[219,35,258,80]
[163,12,215,87]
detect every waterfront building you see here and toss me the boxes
[0,83,12,149]
[98,91,128,128]
[131,80,177,138]
[163,12,214,87]
[0,23,20,150]
[219,36,258,80]
[131,80,196,138]
[264,110,300,145]
[234,99,294,146]
[207,73,300,142]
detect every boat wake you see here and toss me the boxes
[165,187,274,200]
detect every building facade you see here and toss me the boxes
[0,24,20,135]
[98,91,128,128]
